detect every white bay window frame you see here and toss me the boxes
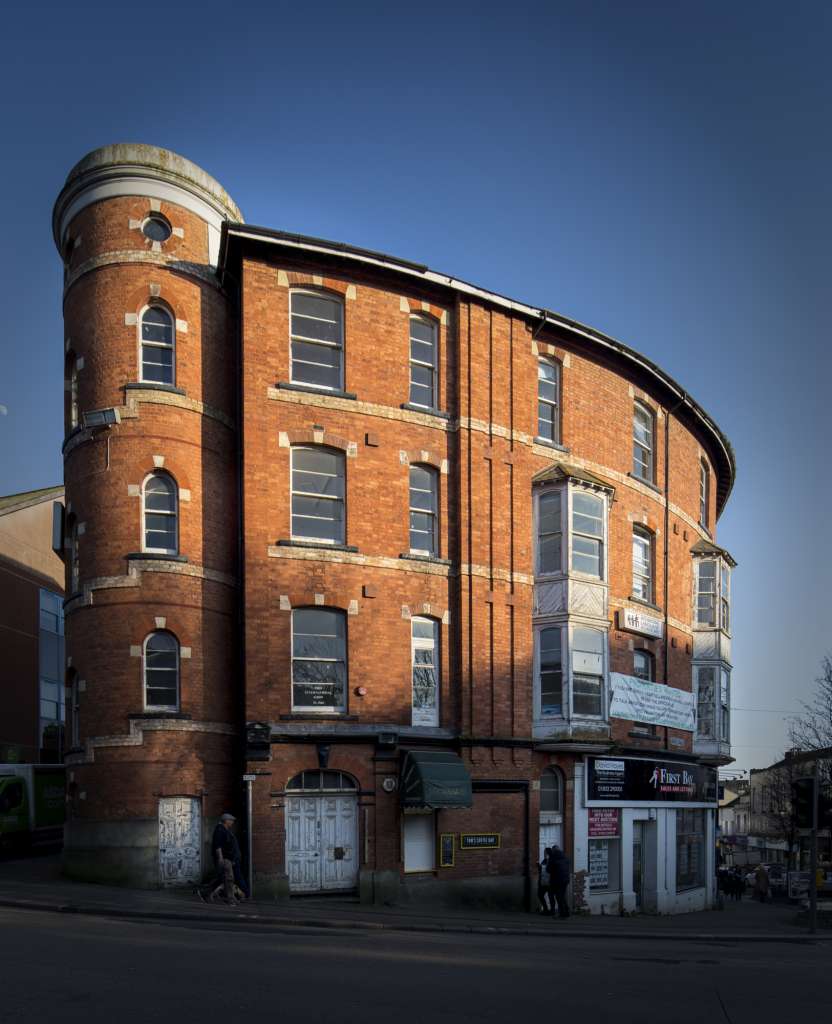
[534,621,608,723]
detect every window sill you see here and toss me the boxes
[131,711,189,719]
[628,595,663,613]
[127,552,188,562]
[280,713,358,721]
[534,437,570,454]
[125,382,186,396]
[400,403,450,420]
[627,472,661,493]
[276,381,357,400]
[278,539,358,553]
[399,553,452,566]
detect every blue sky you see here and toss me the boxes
[1,1,828,771]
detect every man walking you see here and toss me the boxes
[196,812,248,903]
[547,845,571,919]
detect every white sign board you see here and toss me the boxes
[589,841,609,888]
[618,608,663,639]
[609,673,695,732]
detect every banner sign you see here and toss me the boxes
[617,608,663,639]
[588,808,620,838]
[609,673,695,732]
[586,756,718,806]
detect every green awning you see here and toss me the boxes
[400,750,473,809]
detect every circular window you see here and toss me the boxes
[142,215,172,242]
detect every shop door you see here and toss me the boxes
[158,797,201,887]
[632,821,644,909]
[286,794,358,893]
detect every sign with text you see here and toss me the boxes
[609,673,695,732]
[588,808,620,838]
[586,756,718,806]
[617,608,663,639]
[459,833,501,850]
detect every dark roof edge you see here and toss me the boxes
[0,485,65,517]
[219,223,736,518]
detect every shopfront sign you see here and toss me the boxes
[609,673,695,732]
[459,833,500,850]
[588,808,620,837]
[586,756,718,807]
[617,608,663,639]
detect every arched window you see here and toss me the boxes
[409,464,438,556]
[699,458,710,529]
[291,446,345,544]
[540,767,563,813]
[537,359,560,443]
[632,526,653,603]
[291,608,347,712]
[286,770,356,792]
[409,316,437,409]
[140,305,175,385]
[142,473,178,554]
[143,631,180,710]
[411,616,439,726]
[290,290,344,390]
[65,353,79,432]
[633,401,655,482]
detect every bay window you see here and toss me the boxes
[571,491,604,577]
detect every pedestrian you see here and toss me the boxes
[547,844,571,919]
[537,847,552,913]
[753,863,770,903]
[731,867,743,901]
[196,812,247,904]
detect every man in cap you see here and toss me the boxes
[196,812,248,903]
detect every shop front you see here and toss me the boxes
[573,755,718,915]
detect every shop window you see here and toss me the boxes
[537,358,561,444]
[411,617,439,726]
[632,401,655,482]
[572,626,604,717]
[589,835,622,892]
[142,473,178,554]
[695,666,716,739]
[409,465,438,555]
[676,809,706,890]
[403,813,435,872]
[140,305,175,385]
[291,446,345,544]
[409,316,437,409]
[695,559,717,626]
[632,526,653,603]
[143,631,180,710]
[290,290,344,390]
[536,489,562,575]
[571,491,604,578]
[537,626,563,717]
[291,607,347,712]
[720,668,730,743]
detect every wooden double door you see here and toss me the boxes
[286,793,358,893]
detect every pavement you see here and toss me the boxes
[1,851,828,941]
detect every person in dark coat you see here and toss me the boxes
[547,845,571,918]
[537,847,552,913]
[196,812,248,903]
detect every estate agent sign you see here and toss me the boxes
[609,672,695,732]
[586,756,718,807]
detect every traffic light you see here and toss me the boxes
[792,777,815,830]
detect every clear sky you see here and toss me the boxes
[1,1,828,771]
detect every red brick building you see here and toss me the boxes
[54,145,736,912]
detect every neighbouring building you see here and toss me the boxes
[0,486,66,764]
[53,144,736,912]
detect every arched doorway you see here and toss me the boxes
[285,770,358,893]
[539,767,564,860]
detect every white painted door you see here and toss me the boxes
[539,820,563,862]
[158,797,201,887]
[287,794,357,892]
